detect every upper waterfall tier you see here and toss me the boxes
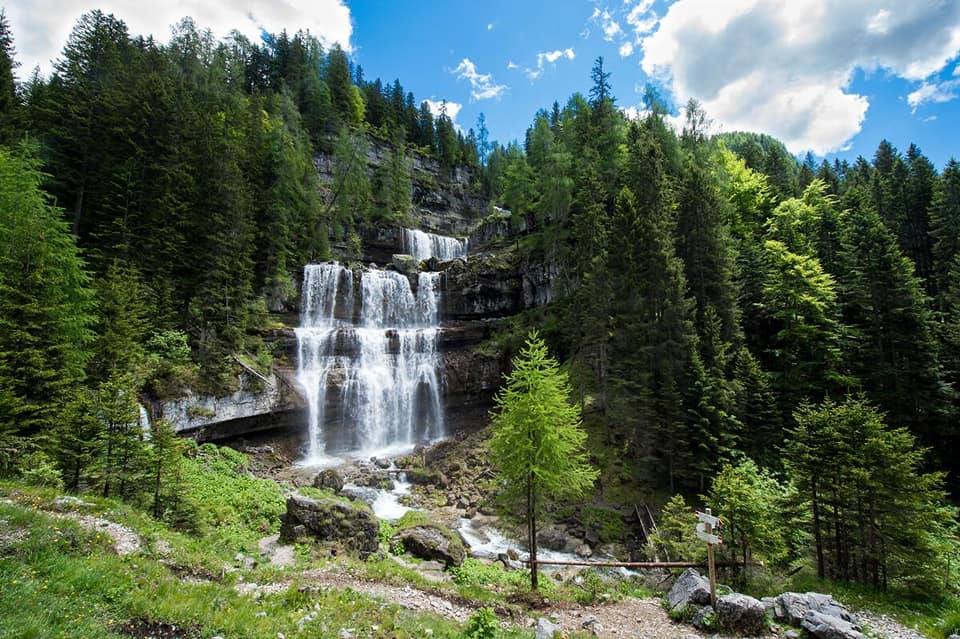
[296,263,445,463]
[403,228,468,262]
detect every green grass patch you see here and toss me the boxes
[0,499,534,639]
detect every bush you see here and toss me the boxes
[462,607,499,639]
[19,451,64,489]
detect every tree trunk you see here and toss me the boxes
[529,472,538,591]
[812,477,824,579]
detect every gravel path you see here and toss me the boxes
[53,511,142,556]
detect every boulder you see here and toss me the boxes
[279,494,378,555]
[391,525,466,567]
[391,254,420,275]
[575,543,593,558]
[535,618,561,639]
[716,593,767,635]
[537,526,570,552]
[312,468,344,492]
[801,610,866,639]
[667,568,712,611]
[773,592,856,626]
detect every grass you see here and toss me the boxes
[0,492,530,639]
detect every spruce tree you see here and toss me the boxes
[0,9,20,144]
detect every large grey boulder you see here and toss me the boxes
[667,568,712,611]
[535,618,561,639]
[773,592,856,626]
[537,526,570,551]
[716,593,767,635]
[279,494,378,555]
[801,610,867,639]
[391,525,466,567]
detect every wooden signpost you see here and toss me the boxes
[696,508,722,608]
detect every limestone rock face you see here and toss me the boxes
[772,592,856,626]
[391,525,466,567]
[666,568,712,611]
[279,495,378,555]
[801,610,867,639]
[716,593,767,635]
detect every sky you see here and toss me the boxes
[5,0,960,168]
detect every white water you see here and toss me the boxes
[296,263,446,464]
[403,228,468,262]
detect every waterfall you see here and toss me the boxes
[403,228,468,262]
[295,263,446,463]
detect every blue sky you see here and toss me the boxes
[7,0,960,167]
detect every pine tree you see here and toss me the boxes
[931,159,960,311]
[839,204,945,458]
[0,147,96,444]
[0,9,21,144]
[490,331,598,591]
[786,397,949,589]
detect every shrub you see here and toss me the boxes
[462,607,499,639]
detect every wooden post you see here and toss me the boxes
[696,508,721,609]
[706,507,718,609]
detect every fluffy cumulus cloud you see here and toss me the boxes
[452,58,508,100]
[519,48,576,80]
[638,0,960,154]
[5,0,353,76]
[424,99,463,122]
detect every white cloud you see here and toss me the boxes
[424,99,463,122]
[5,0,353,77]
[452,58,507,100]
[590,7,623,42]
[638,0,960,155]
[514,47,576,81]
[619,41,635,57]
[626,1,658,36]
[908,79,960,111]
[487,23,494,31]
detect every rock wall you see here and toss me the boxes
[313,134,486,238]
[154,370,304,441]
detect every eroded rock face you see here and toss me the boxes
[279,495,378,555]
[391,525,466,567]
[771,592,856,626]
[801,610,867,639]
[666,569,712,611]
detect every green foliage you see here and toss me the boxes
[490,330,598,590]
[0,145,96,444]
[706,460,792,580]
[174,443,285,548]
[785,396,952,591]
[581,506,625,544]
[461,607,499,639]
[647,494,705,563]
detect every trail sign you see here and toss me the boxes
[696,511,721,527]
[696,522,721,544]
[696,507,721,608]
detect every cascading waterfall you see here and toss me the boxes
[295,261,446,464]
[403,228,468,262]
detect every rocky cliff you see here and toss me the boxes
[156,136,563,445]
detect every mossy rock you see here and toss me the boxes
[279,494,378,555]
